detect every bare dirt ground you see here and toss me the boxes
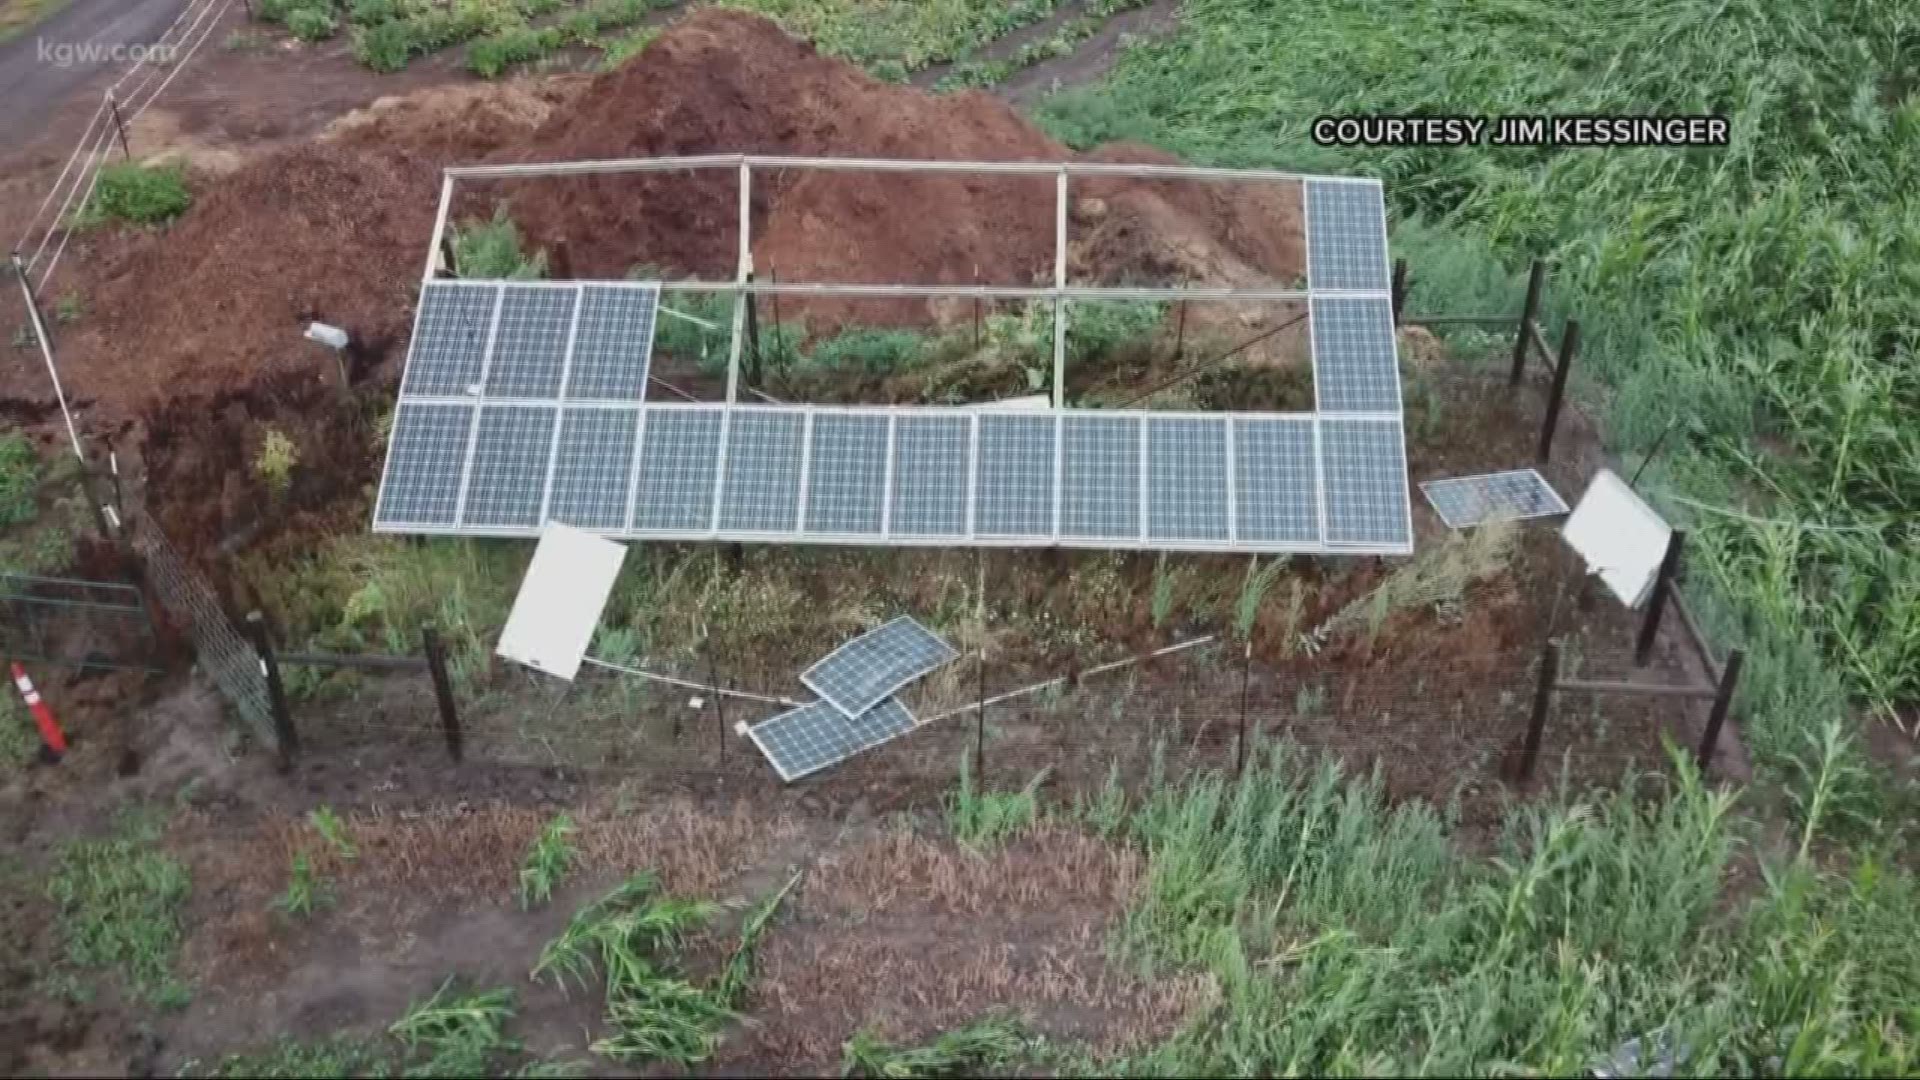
[0,8,1748,1076]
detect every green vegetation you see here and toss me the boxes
[517,812,577,909]
[331,0,673,74]
[451,207,549,279]
[200,1036,385,1078]
[936,0,1158,91]
[0,692,38,768]
[273,852,330,918]
[715,0,1064,83]
[945,755,1046,849]
[1037,0,1919,757]
[1091,742,1920,1075]
[45,811,191,1007]
[389,979,521,1075]
[0,0,72,44]
[0,433,37,527]
[841,1014,1033,1077]
[254,428,300,499]
[72,162,191,229]
[309,805,358,859]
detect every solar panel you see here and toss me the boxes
[1421,469,1568,528]
[720,409,806,532]
[1234,417,1320,544]
[975,414,1055,538]
[547,408,640,531]
[375,402,473,527]
[805,413,889,535]
[1061,415,1141,540]
[1305,180,1389,292]
[890,414,970,537]
[801,615,959,719]
[485,286,576,399]
[567,285,659,401]
[1147,417,1230,543]
[1321,418,1411,547]
[746,696,917,781]
[462,405,556,529]
[631,408,721,532]
[402,282,498,396]
[1312,296,1401,413]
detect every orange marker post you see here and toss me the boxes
[10,662,68,759]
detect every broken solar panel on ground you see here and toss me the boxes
[801,615,959,719]
[746,697,918,781]
[1421,469,1570,529]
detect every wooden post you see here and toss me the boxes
[1696,649,1744,772]
[422,627,462,762]
[1390,258,1408,326]
[1516,640,1558,782]
[1235,640,1252,775]
[245,612,298,773]
[549,238,573,280]
[1509,259,1545,386]
[768,267,783,370]
[1634,530,1687,667]
[107,94,131,160]
[708,638,726,766]
[437,233,459,278]
[743,273,762,390]
[973,295,981,353]
[974,649,987,785]
[1173,300,1188,362]
[1535,318,1579,463]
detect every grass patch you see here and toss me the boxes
[0,433,37,527]
[945,754,1046,849]
[0,692,39,769]
[935,0,1158,91]
[518,812,576,909]
[713,0,1066,82]
[198,1035,385,1078]
[273,852,331,918]
[451,207,548,278]
[45,810,191,1007]
[389,979,520,1075]
[841,1014,1033,1077]
[71,162,191,229]
[1036,0,1920,750]
[0,0,71,44]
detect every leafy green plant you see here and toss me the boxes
[946,754,1047,849]
[72,162,190,228]
[254,428,300,498]
[389,979,519,1076]
[0,434,38,526]
[45,812,192,1006]
[467,25,564,78]
[308,804,356,860]
[285,4,338,41]
[353,18,415,71]
[274,853,330,919]
[452,207,548,279]
[0,693,38,768]
[840,1014,1031,1078]
[517,812,576,909]
[1233,554,1287,641]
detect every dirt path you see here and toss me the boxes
[1001,0,1179,106]
[0,0,185,145]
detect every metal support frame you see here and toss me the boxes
[245,612,298,773]
[1390,258,1408,326]
[1635,530,1687,666]
[422,627,463,761]
[11,253,84,460]
[1516,639,1558,782]
[1696,649,1745,772]
[1536,318,1579,463]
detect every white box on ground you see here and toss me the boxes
[496,522,627,680]
[1561,469,1672,608]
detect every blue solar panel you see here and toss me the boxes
[747,696,918,781]
[566,285,658,401]
[632,408,722,532]
[1234,417,1320,544]
[1147,417,1230,543]
[1306,180,1390,292]
[889,415,970,537]
[805,414,889,535]
[1321,418,1411,548]
[401,282,497,397]
[974,414,1055,538]
[462,405,556,529]
[720,409,806,532]
[484,287,576,399]
[1061,415,1140,540]
[374,402,473,528]
[546,408,640,531]
[1312,296,1401,413]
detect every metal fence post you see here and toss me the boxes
[1235,640,1252,775]
[708,639,727,766]
[438,233,459,278]
[245,612,298,773]
[1390,258,1408,326]
[1509,259,1545,386]
[1634,530,1687,667]
[1173,300,1188,362]
[1696,649,1744,773]
[975,649,987,785]
[422,627,463,762]
[1516,640,1558,782]
[108,94,131,160]
[743,271,762,389]
[1536,318,1579,462]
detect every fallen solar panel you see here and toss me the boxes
[1420,469,1569,529]
[745,696,918,781]
[802,615,959,719]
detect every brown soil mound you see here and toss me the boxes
[34,8,1307,547]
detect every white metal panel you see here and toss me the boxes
[495,522,628,680]
[1561,469,1672,608]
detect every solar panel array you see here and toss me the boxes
[801,616,959,719]
[376,174,1411,553]
[1421,470,1569,529]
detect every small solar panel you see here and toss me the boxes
[1321,418,1411,548]
[546,408,640,531]
[374,402,474,527]
[805,413,889,535]
[462,405,556,529]
[801,615,959,720]
[720,409,806,532]
[1421,469,1568,528]
[975,414,1056,538]
[890,415,970,537]
[1305,180,1390,292]
[567,285,659,401]
[1061,415,1141,540]
[632,408,722,532]
[402,282,498,396]
[747,696,918,781]
[485,287,576,399]
[1234,417,1320,544]
[1147,417,1230,543]
[1312,296,1401,413]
